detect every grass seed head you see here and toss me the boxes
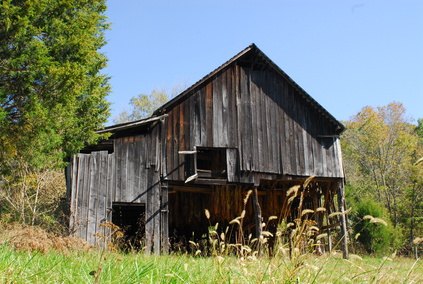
[413,237,423,245]
[204,209,210,220]
[369,217,388,226]
[268,215,278,221]
[301,209,315,216]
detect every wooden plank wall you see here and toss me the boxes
[69,124,163,253]
[69,151,114,247]
[163,63,343,182]
[112,125,162,254]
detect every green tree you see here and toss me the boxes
[416,119,423,140]
[114,90,168,123]
[353,199,400,255]
[342,103,417,227]
[0,0,110,227]
[342,103,423,255]
[0,0,110,170]
[408,119,423,257]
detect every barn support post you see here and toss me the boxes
[159,117,169,254]
[325,189,333,253]
[337,181,349,259]
[160,181,169,254]
[252,186,262,254]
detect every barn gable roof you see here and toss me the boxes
[154,43,344,133]
[101,44,344,134]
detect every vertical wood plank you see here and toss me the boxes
[199,89,207,146]
[114,139,121,201]
[263,85,271,172]
[160,181,169,253]
[166,111,173,180]
[205,82,213,147]
[127,141,135,201]
[193,92,201,148]
[69,155,78,234]
[235,64,243,169]
[96,151,108,246]
[336,138,344,178]
[172,106,179,180]
[226,148,238,182]
[213,75,223,146]
[221,70,229,147]
[105,153,114,243]
[226,67,235,147]
[145,167,153,254]
[80,154,90,240]
[250,70,259,171]
[179,104,185,181]
[87,152,98,244]
[153,169,161,254]
[240,66,252,171]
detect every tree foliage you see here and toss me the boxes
[0,0,110,228]
[114,90,168,124]
[342,102,422,255]
[0,0,110,170]
[342,103,417,226]
[353,199,400,255]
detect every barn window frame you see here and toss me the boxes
[179,147,228,183]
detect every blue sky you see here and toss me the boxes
[103,0,423,124]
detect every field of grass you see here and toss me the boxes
[0,244,421,283]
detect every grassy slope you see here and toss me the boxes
[0,245,422,283]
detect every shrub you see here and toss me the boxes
[352,199,401,255]
[0,165,68,234]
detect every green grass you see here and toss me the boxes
[0,244,422,283]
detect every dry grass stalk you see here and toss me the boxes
[0,222,90,253]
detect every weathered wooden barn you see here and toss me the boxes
[66,44,348,256]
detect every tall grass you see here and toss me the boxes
[1,177,421,283]
[0,244,421,283]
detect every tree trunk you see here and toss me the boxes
[410,183,417,258]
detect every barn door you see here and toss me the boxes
[68,151,115,246]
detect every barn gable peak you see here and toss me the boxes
[100,44,344,134]
[153,43,344,133]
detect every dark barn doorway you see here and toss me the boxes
[112,203,146,250]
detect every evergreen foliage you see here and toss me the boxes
[0,0,110,228]
[0,0,110,170]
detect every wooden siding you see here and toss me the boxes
[163,63,343,182]
[113,125,161,203]
[69,124,165,253]
[69,151,113,246]
[113,125,162,253]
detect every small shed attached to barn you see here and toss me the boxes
[66,44,348,256]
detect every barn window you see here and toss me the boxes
[317,135,337,149]
[179,147,227,183]
[197,148,227,179]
